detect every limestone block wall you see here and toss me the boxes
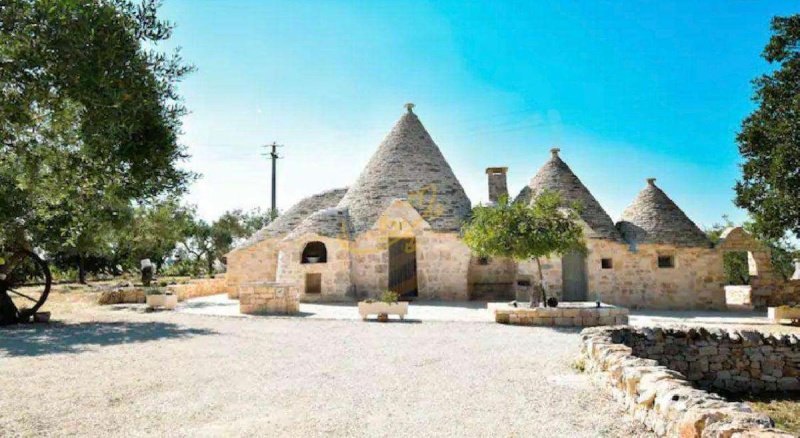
[225,238,279,298]
[467,256,516,300]
[596,243,726,310]
[275,234,352,302]
[345,200,471,300]
[350,228,471,300]
[238,281,299,314]
[517,240,726,310]
[416,232,471,300]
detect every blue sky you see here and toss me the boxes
[160,1,797,229]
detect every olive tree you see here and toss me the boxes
[462,191,586,306]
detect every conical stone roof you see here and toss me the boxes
[617,178,711,248]
[515,148,621,240]
[285,207,353,241]
[337,104,472,235]
[231,187,348,251]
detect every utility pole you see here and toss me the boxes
[261,142,282,219]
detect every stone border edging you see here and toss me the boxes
[494,303,628,326]
[579,326,793,437]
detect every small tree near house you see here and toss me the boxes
[462,191,586,306]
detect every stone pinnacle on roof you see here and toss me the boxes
[617,178,711,248]
[337,104,472,234]
[514,147,621,240]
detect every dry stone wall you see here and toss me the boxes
[623,327,800,393]
[580,326,793,437]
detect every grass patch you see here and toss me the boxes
[571,357,586,373]
[726,392,800,435]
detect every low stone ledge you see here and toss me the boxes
[494,302,628,327]
[238,281,299,315]
[579,326,797,437]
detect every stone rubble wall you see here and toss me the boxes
[580,326,793,437]
[97,287,145,305]
[623,327,800,393]
[238,282,299,314]
[494,304,628,326]
[167,276,231,301]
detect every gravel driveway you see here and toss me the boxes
[1,310,650,437]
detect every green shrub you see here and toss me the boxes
[145,287,166,295]
[380,290,399,304]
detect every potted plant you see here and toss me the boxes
[145,287,178,310]
[358,290,408,321]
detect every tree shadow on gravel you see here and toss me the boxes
[0,321,217,357]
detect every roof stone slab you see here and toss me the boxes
[284,206,353,241]
[617,178,711,248]
[515,148,621,241]
[231,187,348,252]
[337,106,472,235]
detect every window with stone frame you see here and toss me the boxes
[601,258,613,269]
[657,254,675,269]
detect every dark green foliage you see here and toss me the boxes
[462,192,586,304]
[735,15,800,240]
[463,192,585,261]
[178,208,274,277]
[705,218,751,285]
[0,0,194,266]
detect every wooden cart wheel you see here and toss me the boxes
[0,249,52,324]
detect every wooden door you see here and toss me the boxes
[561,251,587,301]
[389,238,418,300]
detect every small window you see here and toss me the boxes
[657,255,675,269]
[601,258,613,269]
[305,273,321,294]
[301,241,327,264]
[478,256,490,265]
